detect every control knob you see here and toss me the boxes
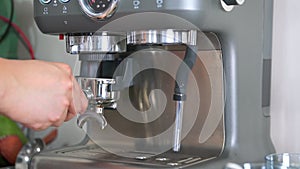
[78,0,119,20]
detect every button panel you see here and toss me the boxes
[39,0,71,5]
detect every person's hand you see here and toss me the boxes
[0,58,88,130]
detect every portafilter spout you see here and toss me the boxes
[76,77,119,130]
[77,105,107,129]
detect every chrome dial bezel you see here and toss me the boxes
[78,0,119,20]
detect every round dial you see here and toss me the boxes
[87,0,111,13]
[78,0,119,20]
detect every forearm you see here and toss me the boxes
[0,58,15,117]
[0,58,5,102]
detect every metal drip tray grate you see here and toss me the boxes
[53,145,212,168]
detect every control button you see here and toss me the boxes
[223,0,245,5]
[39,0,51,4]
[59,0,70,3]
[220,0,245,12]
[133,0,140,9]
[156,0,163,8]
[59,34,64,40]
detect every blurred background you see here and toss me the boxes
[1,0,299,153]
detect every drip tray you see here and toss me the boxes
[40,144,216,168]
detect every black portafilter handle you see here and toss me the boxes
[173,45,198,101]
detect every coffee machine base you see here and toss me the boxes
[31,143,224,169]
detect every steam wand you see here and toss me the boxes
[173,45,197,152]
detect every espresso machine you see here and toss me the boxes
[29,0,275,168]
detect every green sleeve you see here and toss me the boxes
[0,115,28,144]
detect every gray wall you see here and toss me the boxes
[271,0,300,153]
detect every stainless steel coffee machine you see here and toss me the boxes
[30,0,275,168]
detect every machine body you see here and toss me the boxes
[31,0,275,168]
